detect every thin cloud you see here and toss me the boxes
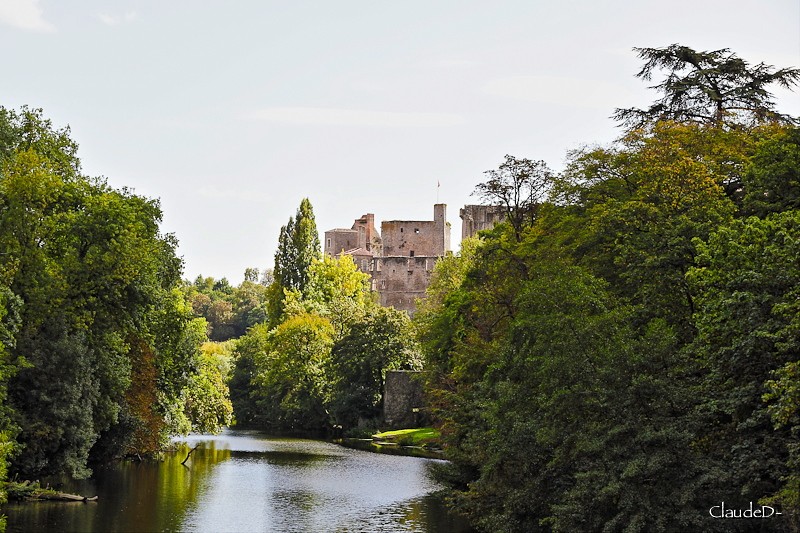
[97,10,138,26]
[0,0,54,32]
[483,75,635,110]
[249,107,467,127]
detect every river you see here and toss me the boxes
[3,429,474,532]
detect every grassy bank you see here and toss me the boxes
[372,428,440,448]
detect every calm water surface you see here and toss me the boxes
[3,429,473,532]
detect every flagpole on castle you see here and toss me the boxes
[436,180,440,203]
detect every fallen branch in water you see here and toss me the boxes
[182,443,200,466]
[37,492,98,502]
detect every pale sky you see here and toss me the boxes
[2,0,799,283]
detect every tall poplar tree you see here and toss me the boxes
[273,198,321,294]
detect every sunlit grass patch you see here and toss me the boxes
[372,428,440,447]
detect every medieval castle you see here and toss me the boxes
[324,204,504,314]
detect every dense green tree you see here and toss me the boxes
[742,125,800,216]
[304,254,372,336]
[418,225,722,531]
[0,106,80,179]
[328,307,418,429]
[250,313,334,432]
[0,287,21,512]
[182,273,270,340]
[688,211,800,526]
[230,280,269,334]
[263,199,323,328]
[182,341,234,433]
[556,122,738,341]
[419,50,800,528]
[229,323,269,428]
[232,248,420,433]
[0,107,205,479]
[764,360,800,525]
[274,198,321,294]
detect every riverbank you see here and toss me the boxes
[335,427,444,459]
[2,429,473,532]
[372,427,441,447]
[3,480,97,502]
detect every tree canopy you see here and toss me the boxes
[0,106,229,481]
[614,44,800,128]
[419,45,800,531]
[274,198,321,294]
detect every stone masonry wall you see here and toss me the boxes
[381,204,448,257]
[324,228,358,256]
[374,256,435,314]
[325,204,450,315]
[460,204,505,240]
[383,370,424,429]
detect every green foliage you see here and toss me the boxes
[614,44,800,128]
[328,306,418,428]
[265,199,323,326]
[742,125,800,216]
[233,238,418,432]
[420,110,800,528]
[182,342,234,433]
[229,323,270,428]
[274,198,321,294]
[251,313,334,432]
[304,254,372,335]
[0,106,80,179]
[419,232,718,530]
[0,106,218,480]
[559,122,739,340]
[182,274,271,341]
[473,155,555,240]
[0,287,21,515]
[688,211,800,524]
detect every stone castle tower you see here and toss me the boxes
[324,204,450,314]
[459,204,506,240]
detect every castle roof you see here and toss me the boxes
[343,247,373,256]
[327,227,357,233]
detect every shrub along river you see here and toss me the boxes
[3,429,474,532]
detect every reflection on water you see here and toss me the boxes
[336,437,444,459]
[3,429,473,532]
